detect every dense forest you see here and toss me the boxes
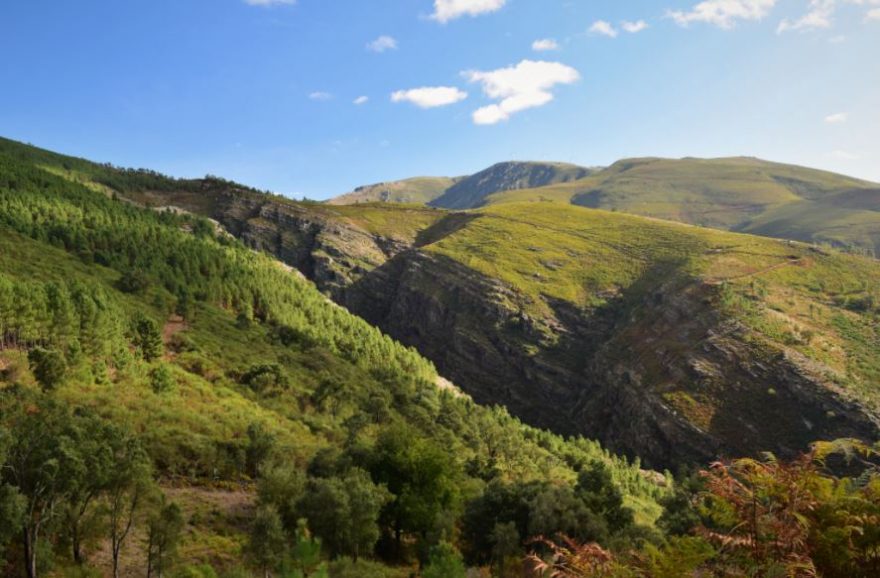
[1,140,880,577]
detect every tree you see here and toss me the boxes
[1,397,82,578]
[245,423,275,479]
[296,469,390,560]
[422,541,466,578]
[118,269,151,294]
[63,417,118,564]
[0,429,25,561]
[528,486,607,545]
[287,519,328,578]
[257,462,306,532]
[146,498,184,578]
[150,364,175,394]
[575,461,634,534]
[106,436,153,578]
[0,482,25,560]
[491,521,522,578]
[132,314,163,362]
[27,347,67,391]
[246,505,287,578]
[369,426,462,558]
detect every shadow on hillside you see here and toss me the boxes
[414,212,481,248]
[340,247,722,468]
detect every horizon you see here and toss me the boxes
[2,0,879,198]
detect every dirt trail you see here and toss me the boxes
[708,257,803,284]
[162,315,188,357]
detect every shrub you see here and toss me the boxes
[151,365,176,394]
[28,347,67,391]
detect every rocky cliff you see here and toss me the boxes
[130,187,880,469]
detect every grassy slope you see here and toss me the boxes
[328,177,460,205]
[424,202,880,409]
[0,141,671,570]
[429,161,593,210]
[484,157,880,253]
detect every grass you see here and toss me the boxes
[420,201,880,410]
[328,176,459,205]
[484,156,880,255]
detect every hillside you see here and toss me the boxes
[328,176,460,205]
[0,139,667,577]
[46,135,880,469]
[485,157,880,255]
[429,161,594,210]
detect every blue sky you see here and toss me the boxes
[2,0,879,199]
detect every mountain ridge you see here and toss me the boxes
[4,135,879,469]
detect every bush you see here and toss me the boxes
[28,347,67,390]
[422,542,466,578]
[173,565,218,578]
[118,269,151,294]
[241,363,289,393]
[151,365,176,394]
[327,558,403,578]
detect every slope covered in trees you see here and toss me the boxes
[0,139,668,577]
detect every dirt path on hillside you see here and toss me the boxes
[708,257,803,284]
[162,315,188,359]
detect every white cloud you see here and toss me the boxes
[243,0,295,6]
[464,59,580,125]
[824,112,848,123]
[367,35,398,52]
[830,150,860,160]
[777,0,834,33]
[777,0,880,32]
[353,96,369,105]
[532,38,560,51]
[390,87,468,108]
[432,0,506,23]
[621,20,650,32]
[589,20,619,37]
[308,92,333,101]
[668,0,777,29]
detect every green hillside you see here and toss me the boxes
[484,157,880,255]
[0,139,667,577]
[427,161,593,210]
[328,177,460,205]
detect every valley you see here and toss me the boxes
[1,136,879,578]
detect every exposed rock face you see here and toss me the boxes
[337,252,879,468]
[132,186,880,469]
[141,186,411,296]
[430,162,592,210]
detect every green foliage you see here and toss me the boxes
[27,347,67,390]
[421,541,466,578]
[0,481,25,558]
[286,520,328,578]
[296,469,390,560]
[367,426,462,554]
[326,557,405,578]
[172,565,218,578]
[245,506,286,578]
[151,364,176,394]
[0,137,672,576]
[147,499,185,578]
[241,364,289,394]
[133,314,164,362]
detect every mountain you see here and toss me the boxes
[34,135,877,469]
[486,156,880,255]
[429,161,594,210]
[328,176,461,205]
[0,138,666,575]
